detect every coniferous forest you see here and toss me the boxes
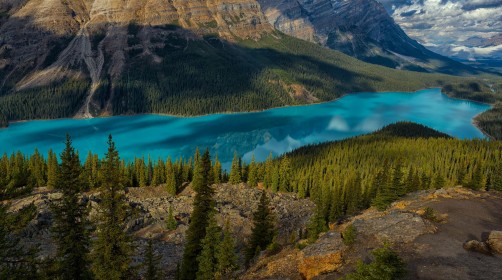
[1,122,502,279]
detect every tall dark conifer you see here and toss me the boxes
[181,149,214,280]
[91,135,133,280]
[51,134,92,280]
[246,191,276,265]
[229,152,242,184]
[144,240,162,280]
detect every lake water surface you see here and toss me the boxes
[0,89,491,167]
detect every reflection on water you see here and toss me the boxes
[0,89,491,170]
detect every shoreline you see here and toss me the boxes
[3,87,439,125]
[1,87,496,140]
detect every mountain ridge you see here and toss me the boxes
[257,0,478,74]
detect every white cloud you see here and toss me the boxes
[378,0,502,58]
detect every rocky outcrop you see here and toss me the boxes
[242,231,346,280]
[9,183,314,277]
[486,231,502,254]
[463,231,502,255]
[463,240,491,255]
[257,0,474,74]
[352,209,436,244]
[298,231,345,280]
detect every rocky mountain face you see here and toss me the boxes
[257,0,474,74]
[0,0,473,95]
[0,0,272,95]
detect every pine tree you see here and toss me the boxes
[181,149,215,280]
[28,149,46,188]
[468,164,484,190]
[166,159,177,195]
[263,153,273,189]
[308,201,328,242]
[371,167,392,211]
[433,173,446,189]
[492,159,502,191]
[271,165,280,193]
[216,221,238,279]
[0,203,39,279]
[213,155,222,184]
[91,135,133,280]
[152,159,165,187]
[166,205,178,231]
[46,149,59,189]
[391,162,406,197]
[246,191,276,265]
[137,157,148,187]
[144,240,162,280]
[147,156,154,186]
[344,171,362,216]
[279,156,291,192]
[196,214,220,280]
[51,135,92,280]
[83,152,99,190]
[247,155,258,188]
[229,152,242,184]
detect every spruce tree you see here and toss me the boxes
[216,221,238,278]
[213,155,222,184]
[166,159,177,195]
[28,149,46,188]
[391,162,405,197]
[229,152,242,184]
[433,173,446,190]
[246,191,276,264]
[0,203,39,279]
[91,135,133,280]
[166,205,178,231]
[46,149,59,189]
[279,156,291,192]
[196,214,221,280]
[344,171,362,216]
[144,240,162,280]
[468,164,484,190]
[271,165,280,193]
[181,149,215,280]
[263,153,273,189]
[247,155,258,188]
[50,134,92,280]
[492,159,502,191]
[308,201,328,242]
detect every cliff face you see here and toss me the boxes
[257,0,473,73]
[0,0,272,92]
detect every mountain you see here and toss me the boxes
[0,0,497,126]
[257,0,478,74]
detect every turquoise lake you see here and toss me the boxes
[0,89,491,168]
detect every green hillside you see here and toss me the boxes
[0,31,500,132]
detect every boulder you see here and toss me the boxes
[463,240,491,255]
[298,231,345,280]
[486,231,502,254]
[352,210,435,243]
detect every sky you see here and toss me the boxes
[377,0,502,59]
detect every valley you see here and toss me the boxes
[1,1,502,279]
[0,89,491,167]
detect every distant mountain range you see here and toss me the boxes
[257,0,476,74]
[0,0,494,124]
[377,0,502,61]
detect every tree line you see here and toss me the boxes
[1,136,277,280]
[2,122,502,278]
